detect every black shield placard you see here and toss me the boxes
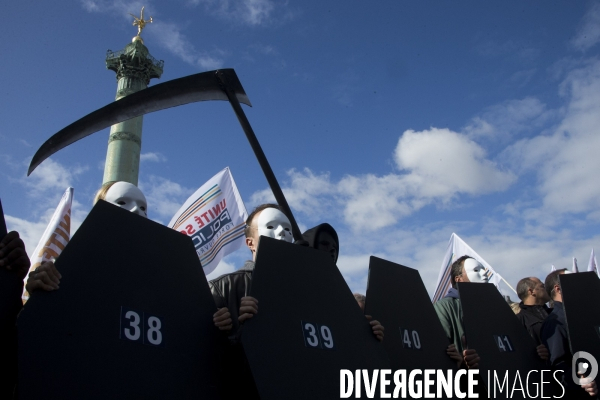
[18,200,223,399]
[0,199,7,239]
[0,198,24,322]
[365,257,457,386]
[560,272,600,365]
[0,199,23,399]
[0,198,21,321]
[0,198,22,319]
[459,282,553,399]
[241,237,390,400]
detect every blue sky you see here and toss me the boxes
[2,0,600,297]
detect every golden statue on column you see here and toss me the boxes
[130,6,153,40]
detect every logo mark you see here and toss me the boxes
[572,351,598,385]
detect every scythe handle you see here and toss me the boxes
[216,70,303,242]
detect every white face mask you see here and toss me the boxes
[104,182,148,218]
[256,208,293,243]
[464,258,489,284]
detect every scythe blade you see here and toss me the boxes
[28,69,250,176]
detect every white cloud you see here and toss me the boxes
[241,0,274,25]
[337,174,413,231]
[252,128,515,232]
[140,175,193,223]
[147,21,225,70]
[6,199,88,259]
[503,59,600,215]
[206,259,237,280]
[79,0,147,17]
[571,2,600,52]
[140,152,167,162]
[23,159,88,197]
[250,168,335,216]
[463,97,553,141]
[1,158,90,259]
[394,128,516,198]
[337,253,371,276]
[81,0,101,12]
[192,0,276,26]
[5,215,51,259]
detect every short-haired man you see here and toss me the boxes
[541,269,598,398]
[516,276,550,345]
[353,293,366,311]
[209,203,294,399]
[210,203,293,339]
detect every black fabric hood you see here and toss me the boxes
[301,223,339,263]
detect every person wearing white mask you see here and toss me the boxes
[433,256,484,369]
[209,204,293,339]
[25,181,148,293]
[95,181,148,218]
[208,203,293,399]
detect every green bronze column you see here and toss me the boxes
[102,8,163,185]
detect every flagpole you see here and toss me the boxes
[499,275,518,296]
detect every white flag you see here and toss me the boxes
[169,168,248,276]
[24,187,73,301]
[432,233,504,302]
[588,249,599,276]
[572,258,579,273]
[551,265,556,272]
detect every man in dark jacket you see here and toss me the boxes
[516,276,551,345]
[541,269,598,398]
[209,203,293,399]
[209,203,293,340]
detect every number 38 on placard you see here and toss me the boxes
[120,307,165,347]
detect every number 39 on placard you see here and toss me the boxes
[120,307,165,347]
[301,321,335,350]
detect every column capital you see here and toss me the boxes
[106,40,163,85]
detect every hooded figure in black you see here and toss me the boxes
[301,223,339,264]
[302,223,385,342]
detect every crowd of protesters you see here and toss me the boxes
[1,183,599,398]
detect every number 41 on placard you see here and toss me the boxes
[493,334,514,352]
